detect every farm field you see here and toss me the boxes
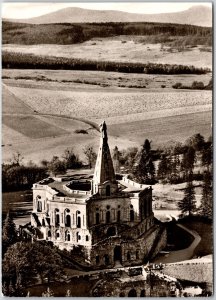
[2,76,212,164]
[2,69,212,90]
[4,84,212,121]
[3,37,212,69]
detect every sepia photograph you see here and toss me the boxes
[1,1,213,297]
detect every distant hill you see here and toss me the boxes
[4,5,212,27]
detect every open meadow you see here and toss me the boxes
[3,36,212,69]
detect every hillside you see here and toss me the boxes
[2,21,211,45]
[4,5,212,27]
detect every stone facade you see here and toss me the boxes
[31,121,166,267]
[91,268,181,297]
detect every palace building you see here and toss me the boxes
[31,121,166,268]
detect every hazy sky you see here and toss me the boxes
[2,2,212,19]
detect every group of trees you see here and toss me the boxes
[112,133,212,219]
[3,51,210,75]
[157,133,212,184]
[172,79,212,90]
[2,152,47,192]
[3,146,97,191]
[2,212,64,296]
[3,21,211,45]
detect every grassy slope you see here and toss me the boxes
[2,21,211,45]
[2,41,212,70]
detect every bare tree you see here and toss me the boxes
[83,145,97,169]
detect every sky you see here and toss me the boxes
[2,2,212,19]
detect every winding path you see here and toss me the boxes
[153,224,201,264]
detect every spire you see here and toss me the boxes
[93,121,116,194]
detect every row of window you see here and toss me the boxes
[48,230,90,242]
[95,209,135,224]
[53,210,83,228]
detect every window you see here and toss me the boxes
[127,251,131,261]
[48,230,51,238]
[106,185,111,196]
[65,215,71,227]
[55,230,60,240]
[37,201,42,212]
[86,235,89,241]
[130,210,134,222]
[77,216,81,228]
[104,254,109,265]
[55,209,60,226]
[106,211,110,223]
[96,255,100,264]
[96,212,100,224]
[117,210,121,222]
[65,230,70,241]
[136,250,139,259]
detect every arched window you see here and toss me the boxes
[65,230,70,241]
[106,211,110,223]
[117,210,121,222]
[127,251,131,261]
[106,185,111,196]
[130,210,134,222]
[55,230,60,240]
[77,216,81,228]
[37,200,42,212]
[55,209,60,226]
[96,212,100,224]
[76,211,81,228]
[65,215,71,227]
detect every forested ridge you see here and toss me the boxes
[3,21,212,45]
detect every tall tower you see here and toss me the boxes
[92,121,118,196]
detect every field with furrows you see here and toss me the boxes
[5,85,212,123]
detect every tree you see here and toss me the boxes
[186,133,205,152]
[201,141,212,171]
[83,145,97,169]
[2,241,64,291]
[181,146,196,177]
[157,154,171,181]
[178,175,196,216]
[2,211,17,254]
[10,151,24,166]
[48,156,66,176]
[112,146,120,172]
[199,171,213,219]
[62,148,82,169]
[134,139,155,184]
